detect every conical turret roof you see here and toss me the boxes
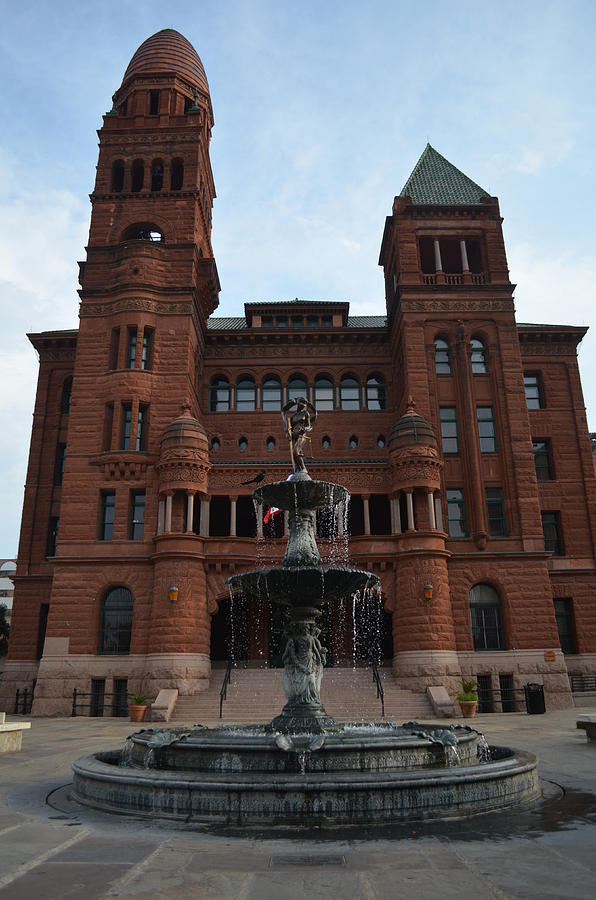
[400,144,489,205]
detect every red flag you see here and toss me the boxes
[264,506,282,524]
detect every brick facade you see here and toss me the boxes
[2,30,595,716]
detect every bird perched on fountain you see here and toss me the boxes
[240,470,266,486]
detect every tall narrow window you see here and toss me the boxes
[129,491,145,540]
[131,159,144,193]
[440,407,459,453]
[209,376,230,412]
[486,488,506,536]
[542,511,563,555]
[109,327,120,369]
[446,489,467,537]
[102,403,114,451]
[136,405,148,451]
[149,90,159,115]
[340,375,360,410]
[470,337,488,373]
[434,337,452,374]
[314,375,334,410]
[98,587,133,655]
[469,583,505,651]
[533,439,553,481]
[554,598,576,653]
[150,159,164,191]
[121,403,132,450]
[111,160,124,192]
[99,492,115,541]
[46,516,59,557]
[170,158,184,190]
[288,374,307,402]
[366,374,387,410]
[61,377,73,414]
[524,373,543,409]
[54,443,66,486]
[126,328,137,369]
[262,376,282,410]
[477,406,497,452]
[236,376,256,411]
[141,327,153,370]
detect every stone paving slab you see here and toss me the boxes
[0,709,595,898]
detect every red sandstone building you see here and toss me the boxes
[2,30,596,717]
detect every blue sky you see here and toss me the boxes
[1,0,595,556]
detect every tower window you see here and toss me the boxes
[170,158,184,190]
[150,159,164,192]
[542,511,563,555]
[149,90,159,115]
[447,489,467,537]
[477,406,497,452]
[122,222,164,242]
[470,337,488,373]
[131,160,144,193]
[109,327,120,369]
[99,492,115,541]
[440,407,459,453]
[121,403,132,450]
[524,373,543,409]
[111,160,124,192]
[141,327,154,370]
[61,377,73,414]
[486,488,506,536]
[434,337,452,374]
[46,516,59,557]
[126,328,137,369]
[136,405,148,451]
[54,443,66,486]
[129,491,145,540]
[349,435,359,449]
[533,439,553,481]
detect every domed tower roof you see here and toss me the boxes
[122,29,209,93]
[389,398,438,452]
[158,405,210,493]
[160,405,208,450]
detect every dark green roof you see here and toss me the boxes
[400,144,490,205]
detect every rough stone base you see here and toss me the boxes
[0,660,40,712]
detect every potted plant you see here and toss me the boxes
[128,694,149,722]
[456,680,478,718]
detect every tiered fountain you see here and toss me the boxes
[72,399,539,825]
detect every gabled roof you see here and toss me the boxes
[400,144,490,205]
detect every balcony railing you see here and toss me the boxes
[420,272,486,285]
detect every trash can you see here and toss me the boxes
[524,682,546,715]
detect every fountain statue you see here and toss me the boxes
[72,400,540,826]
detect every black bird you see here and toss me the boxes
[240,470,266,486]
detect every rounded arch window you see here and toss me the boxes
[349,435,359,449]
[236,376,256,411]
[111,160,124,192]
[209,375,230,412]
[238,436,248,451]
[170,158,184,191]
[262,375,282,411]
[150,158,164,192]
[288,373,307,402]
[266,435,276,450]
[322,435,331,449]
[377,434,386,448]
[131,159,144,193]
[470,336,488,373]
[122,222,164,243]
[314,375,334,410]
[98,586,133,655]
[434,337,452,374]
[210,437,220,452]
[469,583,505,650]
[340,375,360,410]
[366,373,387,410]
[61,377,73,414]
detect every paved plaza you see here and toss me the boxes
[0,707,595,898]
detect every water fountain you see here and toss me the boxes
[72,399,539,825]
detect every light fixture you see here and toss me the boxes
[423,583,433,601]
[169,585,179,605]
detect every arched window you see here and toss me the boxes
[122,223,164,242]
[288,374,307,402]
[98,587,133,655]
[236,376,256,411]
[366,374,387,410]
[61,377,73,415]
[111,160,124,192]
[170,158,184,191]
[470,337,488,373]
[469,583,505,651]
[150,159,164,192]
[209,376,230,412]
[262,376,282,411]
[131,159,144,193]
[340,375,360,410]
[434,337,451,374]
[314,375,334,410]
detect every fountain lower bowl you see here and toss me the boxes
[228,566,379,605]
[71,723,540,826]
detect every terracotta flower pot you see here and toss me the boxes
[128,704,148,723]
[459,700,478,718]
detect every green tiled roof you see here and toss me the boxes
[400,144,490,205]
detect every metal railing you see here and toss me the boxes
[476,686,526,713]
[14,687,34,715]
[570,674,596,692]
[370,660,385,717]
[71,687,129,718]
[219,659,234,718]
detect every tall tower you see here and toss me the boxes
[15,30,220,715]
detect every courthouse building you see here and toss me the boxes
[2,30,596,716]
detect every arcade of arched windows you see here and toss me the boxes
[110,156,185,193]
[207,372,388,413]
[433,333,489,376]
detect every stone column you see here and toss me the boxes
[435,496,444,532]
[186,492,195,533]
[433,238,443,272]
[427,492,437,530]
[230,496,237,538]
[165,492,173,533]
[157,497,165,535]
[200,496,210,536]
[406,491,415,531]
[460,239,470,272]
[363,495,371,536]
[392,495,402,534]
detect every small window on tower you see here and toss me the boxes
[149,91,159,115]
[131,160,144,193]
[150,159,164,192]
[111,160,124,193]
[170,158,184,191]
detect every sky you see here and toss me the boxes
[1,0,595,556]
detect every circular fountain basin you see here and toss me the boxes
[228,566,378,605]
[255,480,348,511]
[71,723,540,826]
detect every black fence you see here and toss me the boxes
[14,687,34,715]
[570,674,596,692]
[71,685,129,717]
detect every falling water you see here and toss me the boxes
[444,744,460,767]
[143,747,155,769]
[120,738,134,767]
[476,733,492,763]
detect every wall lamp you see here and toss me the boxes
[423,583,433,601]
[169,585,179,605]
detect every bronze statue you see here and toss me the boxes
[282,397,317,474]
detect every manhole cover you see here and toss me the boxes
[270,855,346,868]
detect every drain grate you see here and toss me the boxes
[270,855,346,868]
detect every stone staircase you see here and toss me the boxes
[171,667,435,724]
